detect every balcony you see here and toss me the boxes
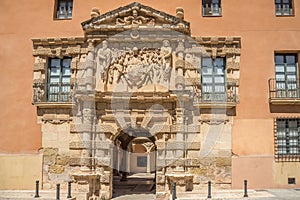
[32,82,73,108]
[47,83,71,102]
[193,84,238,108]
[269,78,300,104]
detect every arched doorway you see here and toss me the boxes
[112,129,156,198]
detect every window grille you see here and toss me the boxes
[48,58,71,102]
[275,0,293,16]
[202,0,222,16]
[56,0,73,19]
[275,118,300,161]
[201,57,226,102]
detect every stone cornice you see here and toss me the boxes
[193,36,241,46]
[32,37,85,46]
[81,2,190,35]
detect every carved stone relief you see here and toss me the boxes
[116,8,155,26]
[95,40,175,90]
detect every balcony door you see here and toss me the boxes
[48,58,71,102]
[275,54,298,98]
[201,57,226,102]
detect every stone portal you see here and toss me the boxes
[32,2,241,200]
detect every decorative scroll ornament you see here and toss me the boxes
[42,119,70,125]
[116,8,155,26]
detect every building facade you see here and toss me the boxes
[0,0,300,199]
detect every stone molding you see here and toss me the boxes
[199,114,230,125]
[41,114,71,124]
[81,2,190,35]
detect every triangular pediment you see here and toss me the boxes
[81,2,190,35]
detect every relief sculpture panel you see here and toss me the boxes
[95,39,176,91]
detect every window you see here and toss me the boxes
[274,54,299,98]
[55,0,73,19]
[137,156,147,167]
[288,177,296,184]
[275,0,294,16]
[201,57,226,102]
[48,58,71,102]
[275,119,300,160]
[202,0,221,16]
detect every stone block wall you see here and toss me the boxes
[41,122,72,189]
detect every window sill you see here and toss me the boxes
[275,14,295,17]
[269,98,300,105]
[53,17,73,21]
[202,14,222,17]
[193,102,236,108]
[32,101,74,108]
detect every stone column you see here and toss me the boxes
[81,100,95,171]
[175,108,185,159]
[146,152,151,173]
[80,40,96,171]
[86,41,95,91]
[117,146,121,173]
[127,152,131,174]
[175,39,185,90]
[120,148,127,181]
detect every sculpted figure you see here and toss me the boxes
[33,86,44,102]
[160,40,173,83]
[96,40,112,82]
[109,58,125,85]
[150,50,163,84]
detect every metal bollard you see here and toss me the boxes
[207,181,212,198]
[172,182,176,200]
[244,180,248,197]
[67,181,72,198]
[34,180,39,198]
[56,184,60,200]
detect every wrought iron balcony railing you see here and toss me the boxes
[47,82,71,102]
[33,82,72,103]
[269,78,300,101]
[194,84,238,106]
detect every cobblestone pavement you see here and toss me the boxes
[175,189,300,200]
[110,189,300,200]
[0,189,300,200]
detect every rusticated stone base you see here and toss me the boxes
[41,147,72,190]
[71,168,112,200]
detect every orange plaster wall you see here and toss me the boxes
[232,156,274,189]
[0,0,300,173]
